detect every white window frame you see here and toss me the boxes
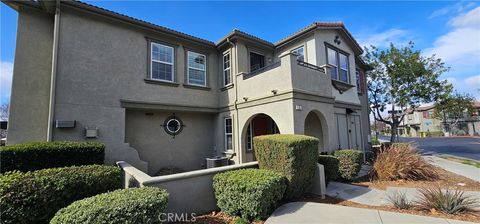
[150,42,174,82]
[327,46,350,83]
[246,122,253,151]
[223,51,231,86]
[224,117,233,150]
[187,51,207,86]
[291,46,305,62]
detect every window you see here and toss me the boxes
[291,46,305,62]
[223,52,231,86]
[327,48,337,80]
[151,42,174,82]
[327,47,350,83]
[249,52,265,72]
[225,117,233,150]
[187,51,206,86]
[246,123,253,151]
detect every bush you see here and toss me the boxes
[254,134,318,199]
[387,191,412,209]
[213,169,286,221]
[51,187,168,224]
[0,141,105,172]
[334,149,363,181]
[416,186,477,214]
[370,143,438,181]
[0,165,121,224]
[317,155,339,183]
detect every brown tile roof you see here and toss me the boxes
[61,1,363,53]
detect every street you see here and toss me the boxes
[378,136,480,160]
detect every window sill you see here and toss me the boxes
[144,79,180,87]
[331,79,355,94]
[220,83,234,91]
[183,83,211,91]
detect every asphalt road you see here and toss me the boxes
[378,135,480,160]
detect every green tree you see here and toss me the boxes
[364,42,452,142]
[434,92,475,133]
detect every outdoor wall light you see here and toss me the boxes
[271,89,278,94]
[243,97,248,101]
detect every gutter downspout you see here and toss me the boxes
[47,0,61,141]
[226,37,241,164]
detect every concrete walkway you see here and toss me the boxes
[425,156,480,182]
[265,202,475,224]
[326,182,388,206]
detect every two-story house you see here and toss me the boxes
[4,0,372,175]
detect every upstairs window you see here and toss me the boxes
[225,117,233,150]
[291,46,305,61]
[151,42,174,82]
[327,47,350,83]
[223,52,231,86]
[187,51,206,86]
[250,52,265,72]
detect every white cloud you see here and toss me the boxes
[424,6,480,73]
[465,75,480,87]
[428,1,476,19]
[357,28,412,48]
[0,61,13,104]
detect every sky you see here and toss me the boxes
[1,0,479,106]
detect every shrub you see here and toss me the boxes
[0,165,121,224]
[416,186,478,214]
[0,141,105,172]
[334,149,363,181]
[213,169,286,221]
[371,136,380,145]
[51,187,168,224]
[254,134,318,199]
[370,143,438,181]
[317,155,339,183]
[387,191,412,209]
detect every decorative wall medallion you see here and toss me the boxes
[334,35,341,45]
[161,114,185,138]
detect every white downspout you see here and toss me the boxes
[47,0,61,141]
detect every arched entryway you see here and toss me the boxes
[242,114,280,160]
[304,111,325,153]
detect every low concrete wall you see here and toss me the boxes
[117,161,258,215]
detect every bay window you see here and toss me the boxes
[327,46,350,83]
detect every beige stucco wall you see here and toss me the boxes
[125,110,215,175]
[7,7,53,144]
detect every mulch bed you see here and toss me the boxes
[351,167,480,191]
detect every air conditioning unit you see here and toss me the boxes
[206,156,229,168]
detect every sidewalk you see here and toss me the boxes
[265,202,475,224]
[425,156,480,182]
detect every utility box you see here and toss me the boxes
[206,156,229,168]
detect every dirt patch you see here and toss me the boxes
[299,194,480,223]
[352,167,480,191]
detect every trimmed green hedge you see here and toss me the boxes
[317,155,339,183]
[254,134,318,199]
[0,165,121,224]
[334,149,363,181]
[51,187,169,224]
[213,169,286,221]
[0,141,105,172]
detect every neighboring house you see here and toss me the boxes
[398,103,480,137]
[4,0,372,175]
